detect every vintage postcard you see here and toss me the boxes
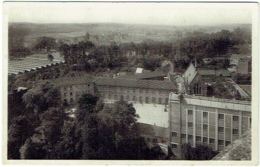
[2,1,259,165]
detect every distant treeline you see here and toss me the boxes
[9,24,251,72]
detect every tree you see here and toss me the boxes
[19,137,46,159]
[8,116,34,159]
[22,81,60,118]
[181,143,217,160]
[34,37,56,52]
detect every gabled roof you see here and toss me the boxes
[92,77,177,90]
[119,70,166,80]
[51,76,92,87]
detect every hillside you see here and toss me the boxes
[9,22,251,47]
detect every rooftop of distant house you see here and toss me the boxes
[118,70,166,80]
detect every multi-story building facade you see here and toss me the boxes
[93,77,177,105]
[51,76,177,106]
[168,93,251,157]
[51,76,95,105]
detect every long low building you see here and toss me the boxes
[51,75,177,106]
[168,93,251,157]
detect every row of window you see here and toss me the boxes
[100,86,169,95]
[171,137,231,149]
[187,110,243,122]
[185,123,240,135]
[105,93,169,104]
[63,84,91,91]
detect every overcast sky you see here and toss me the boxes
[4,2,254,26]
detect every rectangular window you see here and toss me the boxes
[203,124,208,131]
[70,92,73,96]
[126,95,130,101]
[233,129,239,135]
[120,87,123,91]
[139,89,143,93]
[203,112,208,118]
[250,118,252,124]
[203,137,208,143]
[218,114,224,120]
[133,96,136,101]
[146,89,149,94]
[188,135,193,140]
[114,94,117,100]
[158,98,162,104]
[196,136,201,141]
[209,138,215,144]
[64,87,67,91]
[64,93,67,96]
[172,132,177,138]
[165,98,168,104]
[181,133,186,139]
[146,97,149,103]
[120,95,124,100]
[188,110,193,115]
[133,88,136,93]
[70,98,73,103]
[171,144,178,149]
[153,139,158,143]
[218,140,224,146]
[233,116,239,122]
[218,127,224,133]
[139,96,143,103]
[188,122,193,128]
[226,141,231,146]
[70,86,73,90]
[152,97,156,104]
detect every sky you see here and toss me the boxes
[4,2,255,26]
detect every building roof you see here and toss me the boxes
[230,54,251,60]
[213,130,251,160]
[51,76,92,87]
[238,85,251,96]
[135,67,143,74]
[119,70,166,80]
[216,69,231,77]
[92,77,177,90]
[135,123,169,139]
[8,56,64,75]
[198,69,216,76]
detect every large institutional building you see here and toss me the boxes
[48,60,251,157]
[168,93,251,156]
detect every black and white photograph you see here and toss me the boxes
[3,2,258,165]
